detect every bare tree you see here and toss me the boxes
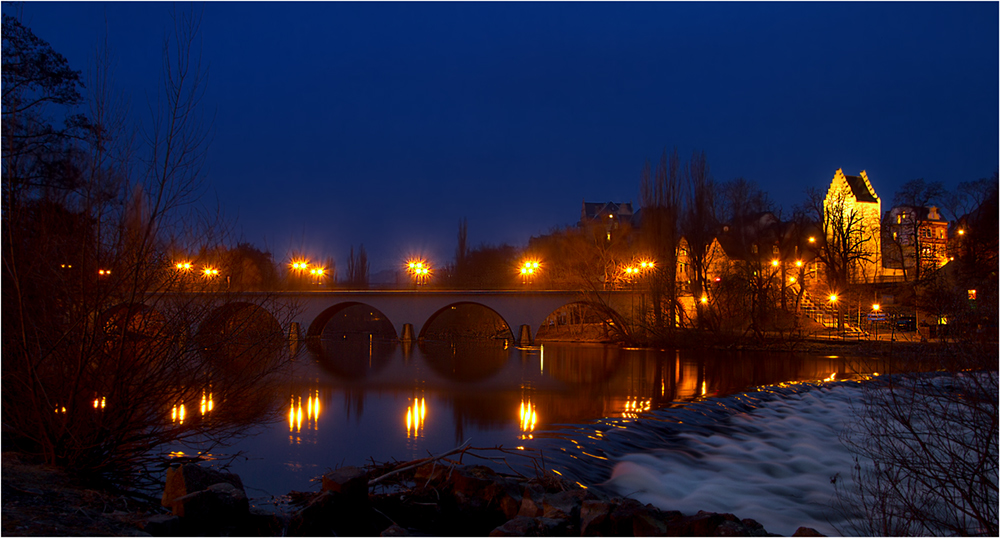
[942,174,997,223]
[803,185,876,328]
[2,11,290,490]
[892,178,945,281]
[346,244,369,288]
[836,349,998,536]
[680,150,718,327]
[640,149,681,336]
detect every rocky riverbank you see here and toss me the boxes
[3,451,828,536]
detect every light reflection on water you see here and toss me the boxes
[172,340,867,498]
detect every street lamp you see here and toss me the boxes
[520,260,540,284]
[872,303,880,340]
[309,267,326,286]
[406,259,431,286]
[202,267,219,278]
[828,294,838,340]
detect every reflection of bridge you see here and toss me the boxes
[234,290,633,345]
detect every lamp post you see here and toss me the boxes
[309,267,325,287]
[175,261,192,291]
[406,260,430,287]
[828,294,838,340]
[290,260,309,289]
[520,260,540,285]
[872,303,880,341]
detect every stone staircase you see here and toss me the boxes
[800,293,866,337]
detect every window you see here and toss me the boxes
[924,228,931,238]
[968,289,977,300]
[772,245,779,255]
[751,244,758,254]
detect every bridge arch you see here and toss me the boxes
[100,302,167,338]
[197,302,284,372]
[306,302,397,339]
[535,300,631,343]
[418,301,515,342]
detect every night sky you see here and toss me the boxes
[8,2,998,274]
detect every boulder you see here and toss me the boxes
[161,463,245,515]
[541,489,592,522]
[380,523,410,536]
[517,482,548,518]
[169,482,250,530]
[490,515,541,537]
[579,500,613,536]
[141,514,181,536]
[321,466,369,504]
[792,527,826,537]
[288,490,337,536]
[414,462,447,485]
[488,516,568,537]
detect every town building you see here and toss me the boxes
[579,201,635,242]
[882,205,949,279]
[823,169,884,283]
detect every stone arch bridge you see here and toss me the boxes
[156,289,639,345]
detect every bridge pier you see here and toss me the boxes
[400,323,415,343]
[517,324,532,347]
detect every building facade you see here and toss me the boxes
[882,205,949,279]
[823,169,884,283]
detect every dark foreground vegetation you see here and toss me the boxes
[3,447,828,537]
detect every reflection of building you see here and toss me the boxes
[883,205,949,277]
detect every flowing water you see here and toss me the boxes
[168,339,878,534]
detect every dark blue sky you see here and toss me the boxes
[9,2,998,274]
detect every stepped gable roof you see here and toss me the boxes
[834,169,878,203]
[845,174,877,203]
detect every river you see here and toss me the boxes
[165,337,871,510]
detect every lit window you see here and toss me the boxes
[772,245,779,254]
[968,289,977,300]
[751,244,758,254]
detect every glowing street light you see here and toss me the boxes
[771,259,780,267]
[872,303,881,340]
[202,267,219,278]
[309,267,326,285]
[520,260,541,284]
[795,260,803,267]
[406,259,431,286]
[808,236,816,243]
[700,295,708,304]
[175,262,192,271]
[98,269,111,276]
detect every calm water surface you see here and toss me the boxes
[173,339,861,498]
